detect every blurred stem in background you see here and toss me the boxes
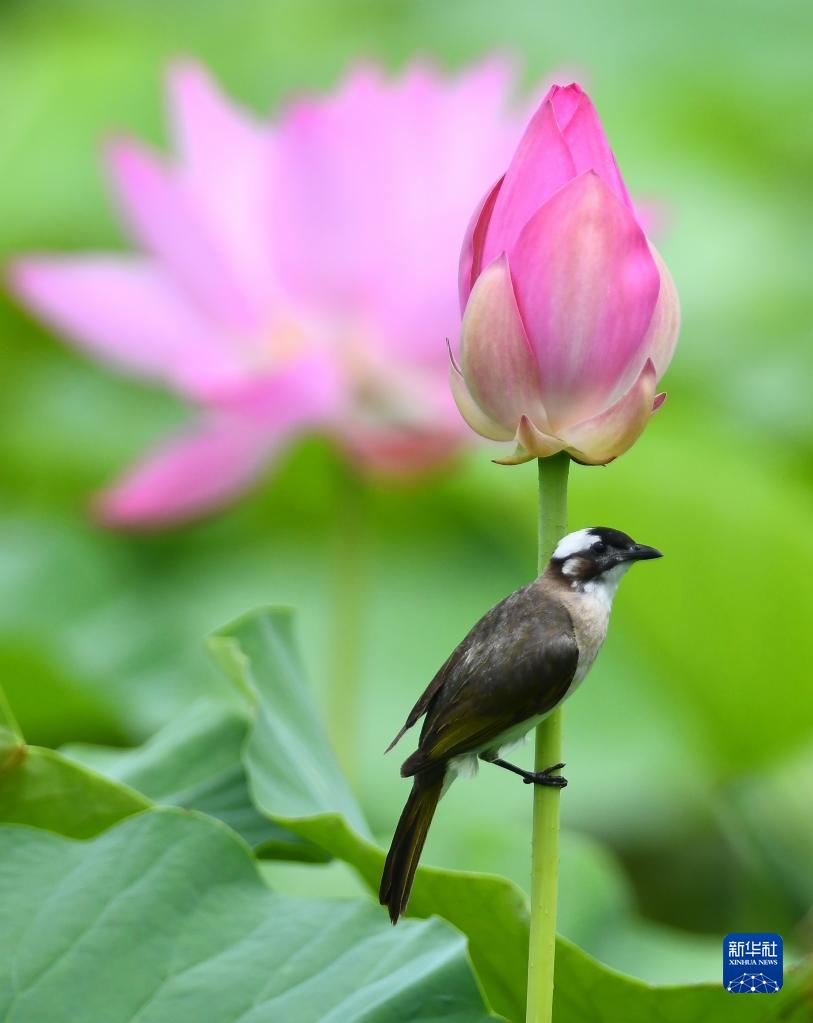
[527,453,570,1023]
[327,464,369,783]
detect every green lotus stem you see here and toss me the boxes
[526,452,570,1023]
[327,466,368,784]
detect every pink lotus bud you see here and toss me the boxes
[454,83,679,465]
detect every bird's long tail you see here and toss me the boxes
[379,766,444,924]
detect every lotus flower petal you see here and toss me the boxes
[96,419,272,527]
[459,255,549,431]
[167,60,278,311]
[545,83,583,128]
[341,428,464,476]
[510,172,659,426]
[481,99,576,269]
[97,350,339,526]
[168,60,262,174]
[9,256,241,397]
[494,414,564,465]
[561,358,658,465]
[642,245,681,379]
[552,84,632,209]
[273,62,521,367]
[13,58,548,525]
[205,347,343,420]
[458,176,503,312]
[107,139,260,329]
[449,356,513,442]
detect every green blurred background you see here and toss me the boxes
[1,0,811,986]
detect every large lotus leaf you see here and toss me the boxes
[63,700,326,861]
[0,685,148,837]
[0,809,497,1022]
[210,608,811,1023]
[209,612,370,837]
[0,685,319,860]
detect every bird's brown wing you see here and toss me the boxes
[384,641,466,753]
[395,582,579,774]
[387,586,544,753]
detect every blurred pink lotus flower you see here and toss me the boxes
[453,83,680,465]
[11,59,528,525]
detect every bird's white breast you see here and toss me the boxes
[558,585,612,692]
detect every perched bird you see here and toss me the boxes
[380,526,661,923]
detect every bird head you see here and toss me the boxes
[549,527,662,601]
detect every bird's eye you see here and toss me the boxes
[591,541,607,555]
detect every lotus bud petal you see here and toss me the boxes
[494,415,564,465]
[457,255,549,431]
[560,359,658,465]
[448,351,513,443]
[455,83,679,466]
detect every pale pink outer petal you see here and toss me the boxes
[552,84,633,209]
[481,99,576,269]
[643,245,681,379]
[460,255,548,431]
[493,414,564,465]
[8,256,242,397]
[166,60,278,313]
[510,172,659,427]
[560,358,658,465]
[106,139,260,330]
[449,357,513,442]
[96,419,273,527]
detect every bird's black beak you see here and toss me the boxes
[624,543,663,562]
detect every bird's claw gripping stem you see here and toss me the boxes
[486,756,568,787]
[523,762,568,787]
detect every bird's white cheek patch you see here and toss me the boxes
[562,557,582,578]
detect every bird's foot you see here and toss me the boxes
[485,756,568,787]
[522,762,567,787]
